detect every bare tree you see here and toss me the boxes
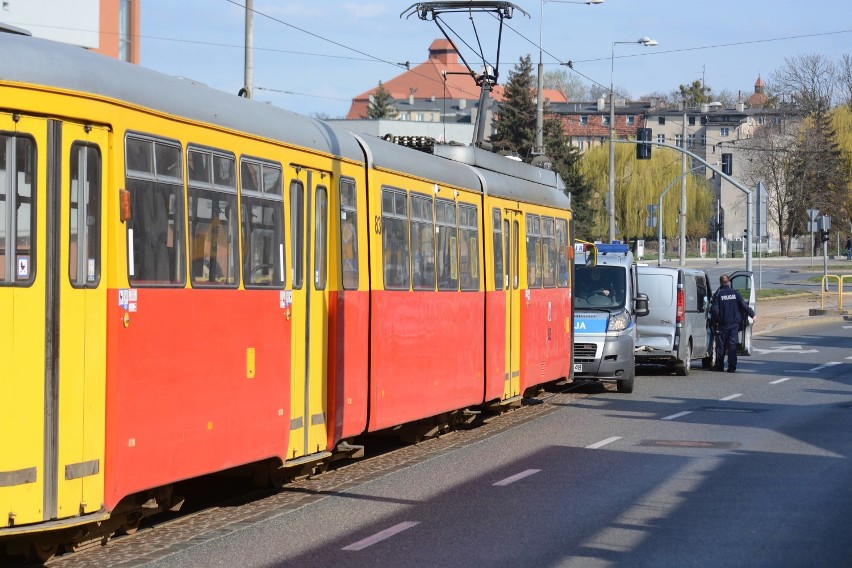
[838,53,852,109]
[739,119,801,255]
[544,68,588,100]
[771,53,836,114]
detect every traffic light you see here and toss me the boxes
[821,230,829,243]
[721,153,733,176]
[636,128,652,160]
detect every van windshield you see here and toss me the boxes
[574,265,627,309]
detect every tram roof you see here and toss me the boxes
[0,33,364,161]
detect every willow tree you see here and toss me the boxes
[576,144,715,243]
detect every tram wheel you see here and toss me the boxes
[30,541,59,563]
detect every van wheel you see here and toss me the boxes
[617,366,635,393]
[676,342,692,376]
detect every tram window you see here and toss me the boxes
[187,147,238,287]
[541,217,556,288]
[381,187,409,290]
[504,219,511,290]
[125,135,185,286]
[69,142,101,288]
[491,208,504,291]
[290,181,304,289]
[410,193,435,291]
[240,158,284,288]
[0,135,37,285]
[339,178,359,290]
[526,215,542,288]
[459,203,479,291]
[556,218,570,287]
[435,199,458,291]
[314,185,328,290]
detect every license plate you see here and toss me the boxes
[574,363,582,372]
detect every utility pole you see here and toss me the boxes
[679,105,687,266]
[243,0,253,99]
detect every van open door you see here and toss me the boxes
[729,271,755,355]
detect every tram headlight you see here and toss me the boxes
[607,310,630,332]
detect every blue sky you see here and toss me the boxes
[140,1,852,118]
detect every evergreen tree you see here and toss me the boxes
[543,114,594,228]
[491,55,536,158]
[364,81,398,119]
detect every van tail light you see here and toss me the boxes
[676,288,685,324]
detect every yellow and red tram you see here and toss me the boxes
[0,29,573,559]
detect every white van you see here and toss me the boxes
[634,266,714,375]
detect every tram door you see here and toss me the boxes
[54,123,108,520]
[502,209,522,400]
[287,167,330,460]
[0,116,107,526]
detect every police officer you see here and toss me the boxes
[711,274,756,373]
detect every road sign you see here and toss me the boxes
[806,208,820,222]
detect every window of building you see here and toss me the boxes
[0,135,37,285]
[125,135,185,286]
[602,115,610,126]
[339,178,359,290]
[675,134,683,148]
[656,134,666,144]
[381,187,410,290]
[240,158,284,288]
[626,115,635,125]
[687,134,696,148]
[758,116,766,125]
[688,116,696,126]
[720,127,730,137]
[410,193,435,290]
[701,134,707,148]
[658,116,666,125]
[187,147,238,287]
[579,115,588,125]
[69,142,102,288]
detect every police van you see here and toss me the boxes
[573,242,649,393]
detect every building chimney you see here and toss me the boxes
[597,97,605,111]
[736,102,745,112]
[459,98,467,110]
[430,94,435,102]
[409,94,415,105]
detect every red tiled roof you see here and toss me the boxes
[345,39,567,119]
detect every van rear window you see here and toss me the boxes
[639,273,674,308]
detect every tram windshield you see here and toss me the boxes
[574,265,627,309]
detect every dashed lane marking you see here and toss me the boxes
[662,411,692,421]
[720,394,742,401]
[785,362,842,373]
[342,521,420,551]
[586,436,621,449]
[493,468,541,486]
[770,377,792,384]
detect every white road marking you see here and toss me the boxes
[662,411,692,421]
[492,468,541,486]
[770,377,791,384]
[843,326,852,329]
[719,394,742,401]
[752,344,818,355]
[587,436,621,449]
[342,521,420,551]
[785,362,842,373]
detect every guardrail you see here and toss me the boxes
[821,274,851,309]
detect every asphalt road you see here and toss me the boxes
[117,316,852,568]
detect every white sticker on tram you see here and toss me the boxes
[662,411,692,421]
[342,521,420,551]
[492,469,542,486]
[586,436,621,449]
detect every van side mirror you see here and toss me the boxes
[634,293,649,317]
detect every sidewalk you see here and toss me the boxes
[752,293,847,335]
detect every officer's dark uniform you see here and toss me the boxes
[711,279,755,372]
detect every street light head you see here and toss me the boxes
[638,37,658,46]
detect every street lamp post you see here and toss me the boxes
[534,0,603,157]
[607,37,657,243]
